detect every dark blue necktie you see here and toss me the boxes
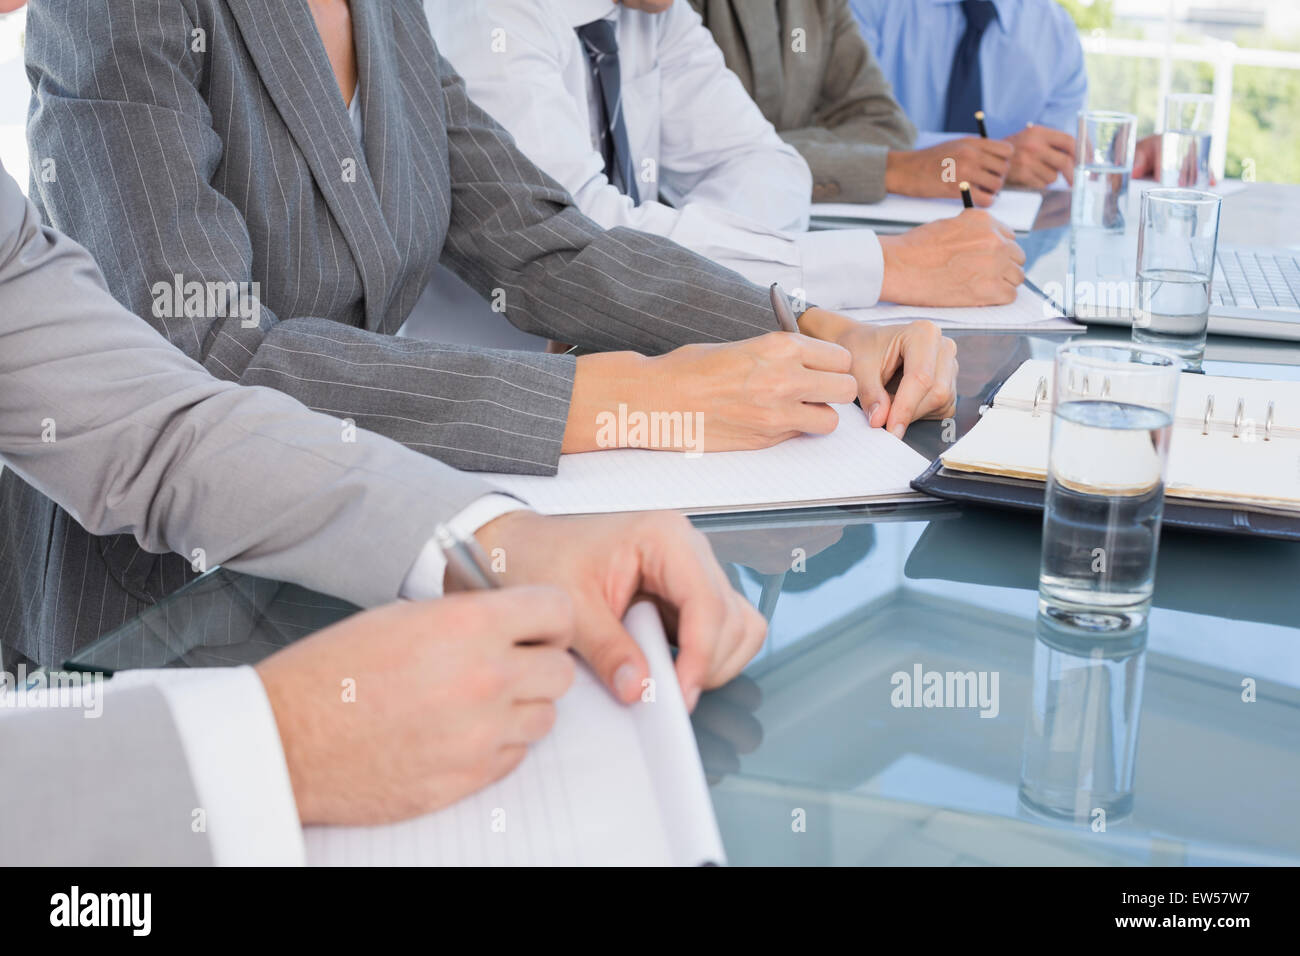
[576,18,640,203]
[942,0,998,134]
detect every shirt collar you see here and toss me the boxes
[933,0,1014,35]
[559,0,621,29]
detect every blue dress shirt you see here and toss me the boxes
[850,0,1088,140]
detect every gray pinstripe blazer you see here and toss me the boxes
[0,158,495,668]
[4,0,779,665]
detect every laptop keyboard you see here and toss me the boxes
[1213,248,1300,311]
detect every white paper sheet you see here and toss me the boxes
[812,189,1045,232]
[481,405,933,516]
[303,602,725,866]
[842,284,1082,332]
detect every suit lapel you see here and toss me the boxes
[731,0,784,119]
[352,0,411,235]
[225,0,400,331]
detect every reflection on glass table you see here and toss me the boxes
[701,505,1300,866]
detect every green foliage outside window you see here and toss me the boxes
[1058,1,1300,183]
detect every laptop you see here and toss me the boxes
[1078,244,1300,341]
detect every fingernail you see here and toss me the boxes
[891,424,906,439]
[614,663,640,701]
[868,402,881,424]
[684,686,701,712]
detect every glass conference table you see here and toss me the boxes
[66,183,1300,867]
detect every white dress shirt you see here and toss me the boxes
[427,0,886,310]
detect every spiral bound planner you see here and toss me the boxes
[913,359,1300,540]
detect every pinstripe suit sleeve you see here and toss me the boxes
[0,164,496,610]
[430,41,782,356]
[23,0,575,475]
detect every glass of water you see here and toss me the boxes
[1131,188,1222,369]
[1160,93,1213,189]
[1068,111,1138,319]
[1071,110,1137,232]
[1038,343,1181,632]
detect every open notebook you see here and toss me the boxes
[941,359,1300,513]
[842,283,1082,333]
[482,405,931,515]
[304,603,725,866]
[812,189,1044,233]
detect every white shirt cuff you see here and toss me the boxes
[793,228,885,310]
[112,667,305,866]
[399,493,531,600]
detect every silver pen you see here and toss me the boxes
[434,523,498,590]
[771,282,863,410]
[769,282,801,334]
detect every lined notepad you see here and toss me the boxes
[812,189,1044,233]
[482,405,932,516]
[304,603,726,866]
[942,359,1300,511]
[842,284,1082,332]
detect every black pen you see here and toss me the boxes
[974,109,989,139]
[960,181,974,209]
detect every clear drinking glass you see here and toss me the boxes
[1071,110,1138,232]
[1068,111,1138,320]
[1160,93,1214,189]
[1038,343,1181,632]
[1019,612,1147,826]
[1131,188,1222,370]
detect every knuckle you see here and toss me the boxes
[554,652,578,692]
[809,408,838,434]
[910,370,936,392]
[449,597,492,635]
[652,508,694,539]
[765,331,799,359]
[490,745,528,782]
[752,407,782,434]
[911,319,941,339]
[828,341,854,372]
[525,702,558,740]
[463,725,499,760]
[774,376,801,400]
[541,585,577,622]
[469,660,509,700]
